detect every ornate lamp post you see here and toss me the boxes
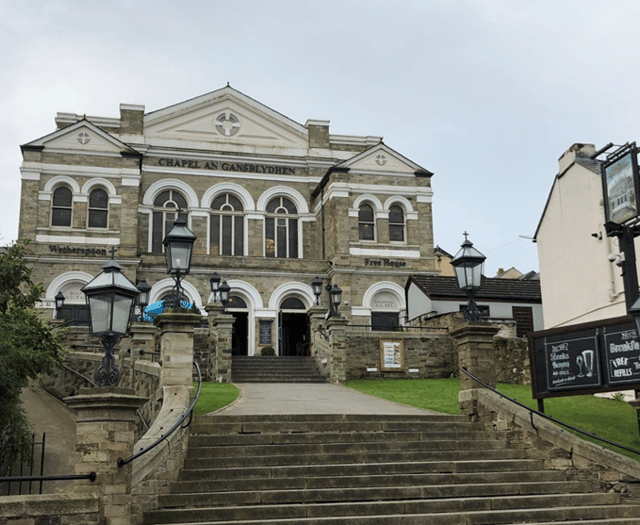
[219,281,231,313]
[54,291,65,319]
[311,276,323,306]
[451,232,486,322]
[163,215,196,309]
[135,278,152,321]
[209,272,221,303]
[81,255,140,386]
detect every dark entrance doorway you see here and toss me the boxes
[229,295,248,356]
[279,297,309,356]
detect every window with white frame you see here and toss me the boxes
[51,186,73,227]
[388,204,405,242]
[210,193,244,256]
[88,188,109,228]
[358,203,375,241]
[265,196,299,258]
[151,190,188,253]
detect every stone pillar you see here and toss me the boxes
[127,321,157,360]
[206,304,235,383]
[452,323,499,421]
[154,310,202,389]
[66,387,146,525]
[327,317,348,383]
[308,306,327,357]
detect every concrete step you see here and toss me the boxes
[186,438,508,458]
[178,457,543,481]
[143,494,635,523]
[231,356,326,383]
[172,469,572,492]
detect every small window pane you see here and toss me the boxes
[234,216,243,255]
[52,208,71,227]
[89,189,108,208]
[154,191,170,206]
[359,204,374,222]
[210,215,220,255]
[212,195,227,210]
[389,225,404,242]
[53,187,72,207]
[152,212,163,252]
[288,218,298,258]
[281,198,297,214]
[266,198,279,213]
[265,218,275,257]
[222,215,232,256]
[88,209,108,228]
[227,195,243,210]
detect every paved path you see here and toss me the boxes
[214,383,444,416]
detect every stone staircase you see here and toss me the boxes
[231,356,326,383]
[142,414,640,524]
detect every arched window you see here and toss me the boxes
[88,188,108,228]
[358,203,375,241]
[265,197,299,258]
[51,186,72,227]
[210,194,244,256]
[151,190,187,253]
[389,205,405,242]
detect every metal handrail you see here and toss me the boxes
[460,366,640,457]
[1,473,96,483]
[117,361,202,467]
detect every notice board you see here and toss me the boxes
[529,315,640,399]
[380,340,405,372]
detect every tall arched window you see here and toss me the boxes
[152,190,187,253]
[88,188,108,228]
[51,186,72,227]
[265,196,299,258]
[389,205,405,242]
[358,203,375,241]
[210,194,244,256]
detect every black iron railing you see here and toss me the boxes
[117,361,202,468]
[460,366,640,457]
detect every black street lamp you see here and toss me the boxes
[451,232,486,322]
[219,281,231,313]
[163,215,196,309]
[136,278,152,321]
[81,255,140,386]
[209,272,221,303]
[54,291,65,319]
[329,284,343,318]
[311,276,323,306]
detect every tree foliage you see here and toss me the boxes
[0,241,65,448]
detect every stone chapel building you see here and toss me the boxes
[18,85,436,357]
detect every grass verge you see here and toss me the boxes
[193,382,240,415]
[346,378,640,460]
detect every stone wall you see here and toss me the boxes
[344,329,455,380]
[0,493,99,525]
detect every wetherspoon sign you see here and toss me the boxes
[529,315,640,399]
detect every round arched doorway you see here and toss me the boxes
[278,296,309,356]
[228,295,249,356]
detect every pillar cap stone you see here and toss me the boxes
[64,387,147,411]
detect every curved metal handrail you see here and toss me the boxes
[117,361,202,467]
[460,366,640,457]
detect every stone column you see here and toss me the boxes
[66,387,146,525]
[327,317,348,384]
[154,310,202,389]
[127,321,157,360]
[307,306,327,358]
[206,304,235,383]
[452,323,499,421]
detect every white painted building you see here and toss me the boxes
[534,143,640,328]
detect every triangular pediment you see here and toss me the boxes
[23,120,133,155]
[339,144,431,176]
[144,86,309,148]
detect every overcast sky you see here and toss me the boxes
[2,0,638,276]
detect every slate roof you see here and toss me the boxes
[407,275,542,304]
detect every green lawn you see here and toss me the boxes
[192,382,240,415]
[346,378,640,461]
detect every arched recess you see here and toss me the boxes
[141,179,199,209]
[383,196,414,213]
[361,281,407,330]
[45,271,94,320]
[218,280,262,357]
[149,278,203,312]
[201,183,256,211]
[269,282,315,357]
[256,186,309,214]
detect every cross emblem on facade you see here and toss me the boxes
[77,132,91,145]
[375,154,387,166]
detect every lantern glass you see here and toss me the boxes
[209,272,221,293]
[113,294,135,334]
[312,276,323,297]
[88,293,111,334]
[166,241,193,273]
[451,235,486,292]
[136,279,151,307]
[330,285,342,307]
[219,281,231,304]
[55,291,65,311]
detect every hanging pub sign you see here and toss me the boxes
[529,315,640,399]
[601,142,640,226]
